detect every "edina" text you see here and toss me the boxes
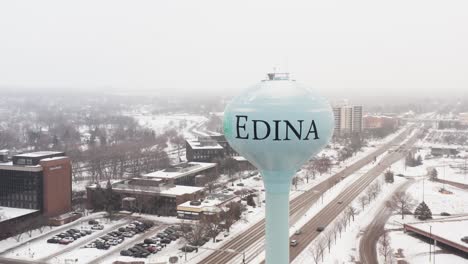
[235,115,319,141]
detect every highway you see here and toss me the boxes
[198,126,417,264]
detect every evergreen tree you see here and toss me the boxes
[384,170,394,183]
[414,201,432,220]
[246,195,256,207]
[405,153,415,167]
[429,168,438,181]
[416,155,423,166]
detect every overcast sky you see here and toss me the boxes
[0,0,467,98]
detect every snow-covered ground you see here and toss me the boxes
[131,113,208,139]
[1,215,124,261]
[384,149,468,263]
[0,212,107,254]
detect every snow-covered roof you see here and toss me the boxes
[14,151,64,158]
[90,180,203,198]
[177,193,239,212]
[40,156,68,162]
[160,185,204,197]
[0,162,43,171]
[0,206,39,223]
[186,139,223,150]
[143,162,217,179]
[232,156,247,161]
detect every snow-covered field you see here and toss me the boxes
[131,113,208,139]
[383,149,468,263]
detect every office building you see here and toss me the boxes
[332,104,363,136]
[0,151,72,217]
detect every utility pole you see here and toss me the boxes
[429,225,432,262]
[422,175,425,202]
[464,157,467,184]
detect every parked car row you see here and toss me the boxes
[120,225,181,258]
[47,228,93,245]
[85,220,154,250]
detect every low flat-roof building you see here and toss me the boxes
[86,178,205,216]
[431,147,459,157]
[143,162,218,186]
[176,193,240,220]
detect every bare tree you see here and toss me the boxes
[346,206,358,222]
[317,237,327,262]
[378,231,394,264]
[201,214,222,243]
[389,192,416,219]
[181,222,206,247]
[359,195,367,210]
[309,244,321,264]
[336,220,344,238]
[292,176,302,190]
[325,230,334,253]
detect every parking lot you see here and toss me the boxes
[1,216,129,261]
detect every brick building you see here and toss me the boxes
[0,151,72,217]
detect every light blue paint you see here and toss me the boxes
[223,74,334,264]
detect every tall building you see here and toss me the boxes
[459,112,468,126]
[0,151,72,217]
[332,104,363,136]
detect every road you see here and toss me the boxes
[435,178,468,190]
[358,178,416,264]
[280,128,422,263]
[198,126,417,264]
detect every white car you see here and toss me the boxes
[290,240,298,247]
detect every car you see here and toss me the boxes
[236,183,245,186]
[144,238,157,244]
[47,238,59,243]
[441,212,451,216]
[97,243,110,250]
[92,224,104,230]
[290,240,298,247]
[337,201,343,205]
[120,250,133,256]
[59,237,74,244]
[316,227,325,232]
[160,238,171,244]
[461,236,468,243]
[181,245,197,252]
[294,229,302,235]
[80,231,88,236]
[122,232,133,237]
[57,232,68,238]
[88,219,99,225]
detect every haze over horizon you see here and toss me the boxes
[1,0,467,98]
